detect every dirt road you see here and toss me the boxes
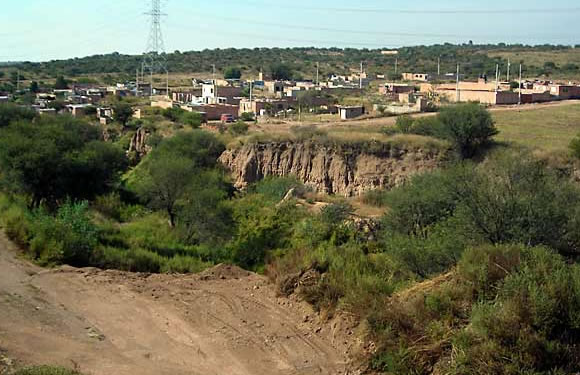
[0,232,351,375]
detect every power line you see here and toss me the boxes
[226,1,580,14]
[194,14,576,40]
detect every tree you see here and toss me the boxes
[270,63,293,81]
[0,116,127,207]
[132,131,228,230]
[112,101,134,126]
[54,75,69,89]
[224,66,242,79]
[436,102,498,158]
[29,81,39,93]
[0,103,36,127]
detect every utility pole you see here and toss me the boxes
[316,62,319,86]
[359,61,363,90]
[16,70,20,92]
[136,68,140,96]
[507,58,511,82]
[495,64,499,92]
[249,80,253,106]
[518,63,522,105]
[437,56,441,76]
[212,64,216,83]
[456,63,460,102]
[395,58,398,76]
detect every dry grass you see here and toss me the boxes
[487,49,580,79]
[492,102,580,151]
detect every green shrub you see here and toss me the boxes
[161,255,212,274]
[92,246,164,273]
[240,112,254,122]
[93,193,146,222]
[228,121,249,136]
[249,176,306,202]
[29,201,98,266]
[0,197,31,246]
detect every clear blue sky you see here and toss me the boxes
[0,0,578,61]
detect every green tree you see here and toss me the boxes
[29,81,39,93]
[0,103,36,127]
[54,75,69,89]
[0,116,127,207]
[224,66,242,79]
[112,101,134,126]
[436,102,498,158]
[131,131,227,230]
[270,63,293,80]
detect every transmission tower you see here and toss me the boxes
[141,0,168,96]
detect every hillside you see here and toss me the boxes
[3,44,579,83]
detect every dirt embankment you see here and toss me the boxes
[0,232,358,375]
[220,141,447,197]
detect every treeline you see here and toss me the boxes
[5,44,578,82]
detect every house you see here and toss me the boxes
[183,103,239,121]
[264,81,287,98]
[402,73,430,82]
[550,85,580,99]
[519,90,553,104]
[172,90,202,103]
[337,105,365,120]
[239,98,294,116]
[65,104,93,117]
[433,80,519,105]
[380,83,415,95]
[0,96,9,103]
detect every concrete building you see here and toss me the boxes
[402,73,430,82]
[519,90,553,104]
[239,98,294,116]
[380,83,415,95]
[550,85,580,99]
[433,80,519,105]
[337,105,365,120]
[184,104,239,121]
[264,81,287,98]
[65,104,93,117]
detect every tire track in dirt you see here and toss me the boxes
[0,232,353,375]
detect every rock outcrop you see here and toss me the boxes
[128,127,152,160]
[219,141,448,196]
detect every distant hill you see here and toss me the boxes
[4,44,579,81]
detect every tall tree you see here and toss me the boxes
[0,116,127,207]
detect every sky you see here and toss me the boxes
[0,0,579,62]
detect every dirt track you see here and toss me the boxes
[0,232,351,375]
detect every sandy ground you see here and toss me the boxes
[0,232,352,375]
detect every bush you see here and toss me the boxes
[249,176,306,202]
[240,112,255,122]
[228,121,249,136]
[29,201,98,266]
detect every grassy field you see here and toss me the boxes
[487,49,580,79]
[492,102,580,151]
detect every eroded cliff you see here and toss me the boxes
[219,140,449,196]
